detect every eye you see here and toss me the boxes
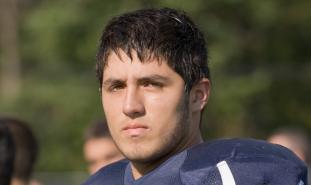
[107,83,125,92]
[111,85,124,91]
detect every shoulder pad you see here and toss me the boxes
[181,138,308,185]
[82,159,128,185]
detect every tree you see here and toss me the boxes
[0,0,21,101]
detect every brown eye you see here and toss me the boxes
[142,82,152,87]
[107,82,125,92]
[110,85,124,92]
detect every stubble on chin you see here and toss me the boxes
[125,93,190,164]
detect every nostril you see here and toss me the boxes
[123,108,145,119]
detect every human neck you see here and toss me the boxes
[130,133,203,180]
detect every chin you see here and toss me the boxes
[124,150,155,163]
[121,146,155,162]
[125,145,173,165]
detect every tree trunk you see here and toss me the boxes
[0,0,21,101]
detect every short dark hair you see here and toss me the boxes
[0,118,38,182]
[84,119,111,141]
[0,123,15,185]
[96,8,210,93]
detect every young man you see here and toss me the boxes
[84,8,308,185]
[83,120,124,174]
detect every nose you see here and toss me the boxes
[122,87,145,119]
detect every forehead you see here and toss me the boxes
[103,50,179,79]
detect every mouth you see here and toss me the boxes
[122,124,150,137]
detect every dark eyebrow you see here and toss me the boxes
[103,75,171,87]
[102,78,125,87]
[137,75,171,84]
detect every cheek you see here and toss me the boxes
[102,96,122,134]
[145,91,185,128]
[146,89,184,112]
[102,94,122,116]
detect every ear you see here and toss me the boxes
[189,78,211,112]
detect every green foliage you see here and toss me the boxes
[0,0,310,171]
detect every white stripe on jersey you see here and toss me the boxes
[217,161,236,185]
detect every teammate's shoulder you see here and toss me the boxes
[82,159,129,185]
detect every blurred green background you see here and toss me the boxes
[0,0,310,175]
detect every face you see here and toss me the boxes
[84,138,124,174]
[101,50,205,164]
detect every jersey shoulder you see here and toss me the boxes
[181,138,308,185]
[82,159,129,185]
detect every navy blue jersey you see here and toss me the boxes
[83,138,308,185]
